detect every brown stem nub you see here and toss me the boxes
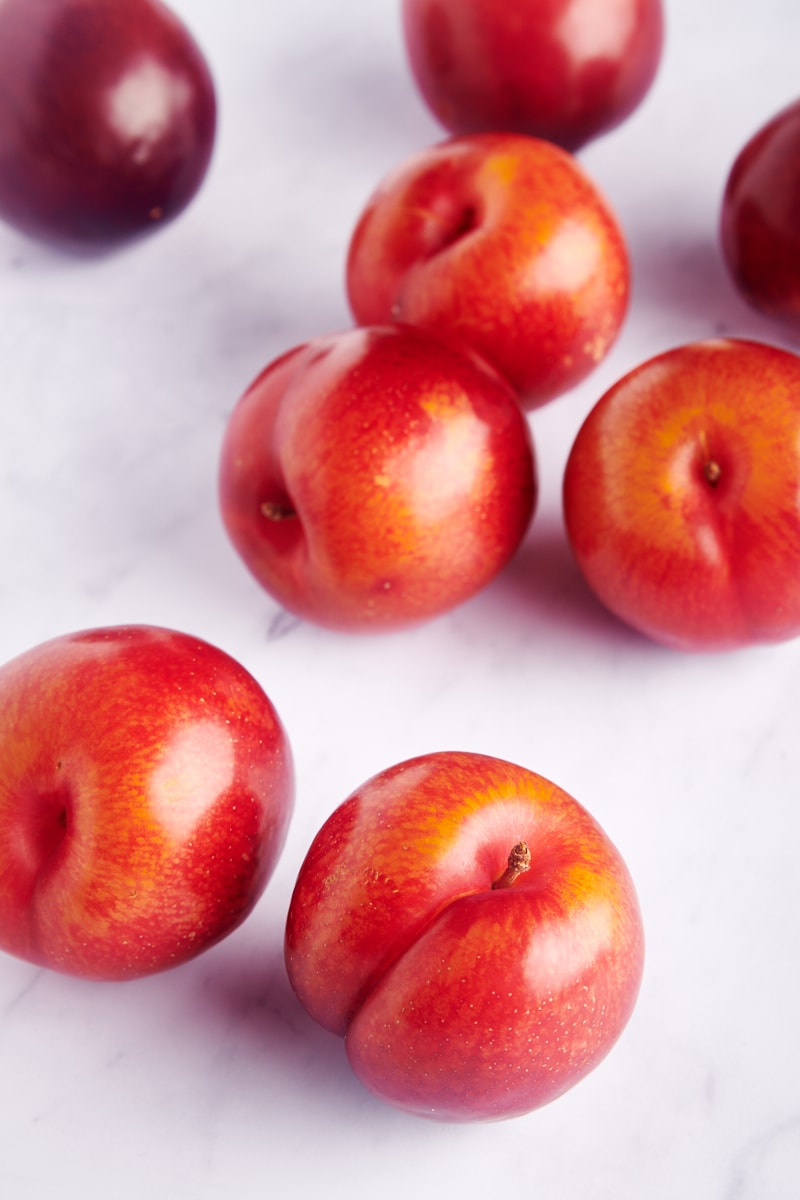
[261,499,296,521]
[704,459,722,487]
[492,841,531,890]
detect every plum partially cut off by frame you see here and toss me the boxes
[0,0,216,248]
[0,625,294,980]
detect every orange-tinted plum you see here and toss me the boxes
[346,133,629,409]
[285,751,644,1121]
[0,625,293,979]
[219,325,536,632]
[564,339,800,650]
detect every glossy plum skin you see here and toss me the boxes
[563,339,800,651]
[346,132,629,409]
[0,0,216,248]
[218,324,537,632]
[401,0,664,152]
[0,625,294,980]
[721,99,800,327]
[285,751,644,1122]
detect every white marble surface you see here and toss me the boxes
[1,1,799,1196]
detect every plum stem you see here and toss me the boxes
[704,459,722,487]
[698,430,721,487]
[492,842,531,889]
[261,500,296,521]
